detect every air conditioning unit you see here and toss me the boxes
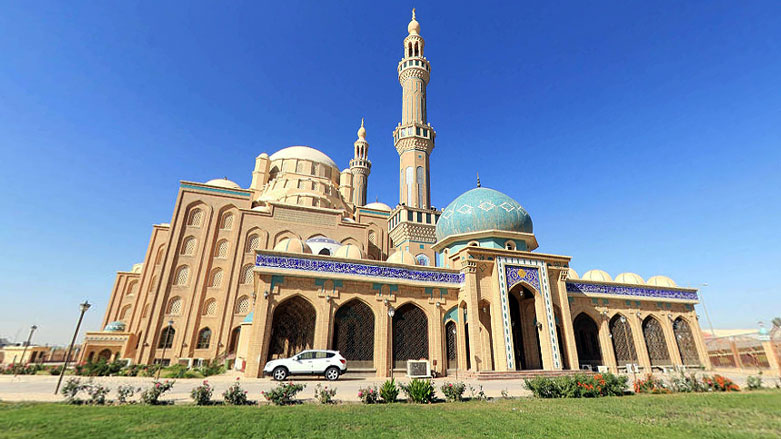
[406,360,431,378]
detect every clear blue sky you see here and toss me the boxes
[1,1,779,345]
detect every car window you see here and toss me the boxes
[314,352,328,359]
[298,352,315,360]
[325,352,335,358]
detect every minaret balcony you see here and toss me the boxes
[393,124,436,143]
[398,57,431,73]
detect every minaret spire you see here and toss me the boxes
[349,118,371,206]
[477,172,481,188]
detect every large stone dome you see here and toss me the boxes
[435,187,533,241]
[269,146,338,170]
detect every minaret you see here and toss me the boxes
[349,118,371,206]
[394,9,435,209]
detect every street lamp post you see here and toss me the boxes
[387,306,395,379]
[699,283,716,338]
[19,325,38,365]
[54,301,90,395]
[156,320,175,379]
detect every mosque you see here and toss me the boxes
[80,11,712,377]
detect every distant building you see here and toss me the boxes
[81,11,711,377]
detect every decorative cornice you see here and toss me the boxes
[566,281,698,302]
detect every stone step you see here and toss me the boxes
[453,370,596,381]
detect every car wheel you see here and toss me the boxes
[325,366,340,381]
[272,366,288,381]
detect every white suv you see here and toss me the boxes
[263,350,347,381]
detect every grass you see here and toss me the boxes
[1,392,780,438]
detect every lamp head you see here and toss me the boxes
[79,301,91,312]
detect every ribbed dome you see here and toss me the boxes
[615,272,645,285]
[435,187,533,241]
[205,178,241,189]
[269,146,338,170]
[334,244,363,259]
[567,268,579,280]
[104,321,127,332]
[363,201,392,212]
[273,238,312,254]
[647,275,677,288]
[387,250,416,265]
[306,236,341,256]
[582,269,612,282]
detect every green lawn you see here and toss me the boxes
[1,392,780,439]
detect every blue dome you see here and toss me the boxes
[435,187,533,241]
[104,321,126,332]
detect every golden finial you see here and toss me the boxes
[357,117,367,139]
[477,172,481,188]
[412,8,416,20]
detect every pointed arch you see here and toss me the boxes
[196,327,212,349]
[609,313,638,366]
[181,236,197,256]
[240,263,254,285]
[392,302,429,369]
[267,296,316,361]
[643,315,671,366]
[208,268,223,287]
[332,299,375,368]
[273,230,298,246]
[158,326,175,348]
[673,317,700,365]
[573,313,602,369]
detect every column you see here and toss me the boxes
[631,317,652,372]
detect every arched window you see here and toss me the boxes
[215,240,229,258]
[142,303,150,318]
[187,208,203,227]
[155,246,165,266]
[220,213,234,230]
[203,299,217,316]
[268,166,279,181]
[196,328,211,349]
[148,275,158,293]
[673,317,700,366]
[208,268,223,288]
[240,264,254,285]
[246,234,260,253]
[181,236,196,256]
[505,240,516,251]
[119,305,132,321]
[318,248,330,256]
[416,166,425,207]
[174,266,189,286]
[415,254,430,266]
[235,295,250,314]
[405,167,414,205]
[126,281,138,296]
[643,316,671,366]
[167,296,183,315]
[158,326,175,348]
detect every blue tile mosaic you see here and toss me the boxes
[504,265,541,291]
[256,253,464,285]
[566,282,698,301]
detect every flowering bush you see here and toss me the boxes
[116,384,140,404]
[2,364,43,375]
[634,374,671,394]
[140,380,175,405]
[314,384,337,404]
[75,359,125,377]
[747,374,763,390]
[358,385,380,404]
[379,379,399,403]
[703,374,740,392]
[667,371,707,393]
[60,377,84,404]
[400,379,435,404]
[526,373,628,398]
[84,380,110,405]
[191,380,213,405]
[440,382,466,402]
[223,378,250,405]
[468,384,487,401]
[262,382,305,406]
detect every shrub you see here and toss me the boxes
[262,382,305,406]
[468,384,487,401]
[634,374,671,394]
[379,379,399,403]
[223,378,250,405]
[358,385,379,404]
[75,359,125,377]
[440,382,466,402]
[703,374,740,392]
[60,377,83,404]
[191,380,213,405]
[116,384,140,404]
[197,360,226,377]
[667,371,707,393]
[525,373,628,398]
[49,366,63,376]
[140,380,175,405]
[747,374,763,391]
[400,379,435,404]
[314,384,337,404]
[84,380,110,405]
[2,364,43,375]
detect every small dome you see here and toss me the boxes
[615,272,645,285]
[131,263,143,273]
[306,236,341,256]
[567,268,579,280]
[251,205,271,212]
[269,146,338,170]
[334,244,363,259]
[647,275,677,288]
[408,9,420,34]
[582,269,613,282]
[273,238,313,254]
[104,321,126,332]
[205,178,241,189]
[357,118,366,140]
[435,187,533,241]
[363,201,392,212]
[387,250,416,265]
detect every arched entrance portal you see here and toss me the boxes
[673,318,700,366]
[392,303,428,369]
[609,314,638,366]
[97,349,112,362]
[643,316,671,367]
[508,284,542,370]
[445,320,458,370]
[267,297,316,361]
[573,313,602,369]
[332,300,375,369]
